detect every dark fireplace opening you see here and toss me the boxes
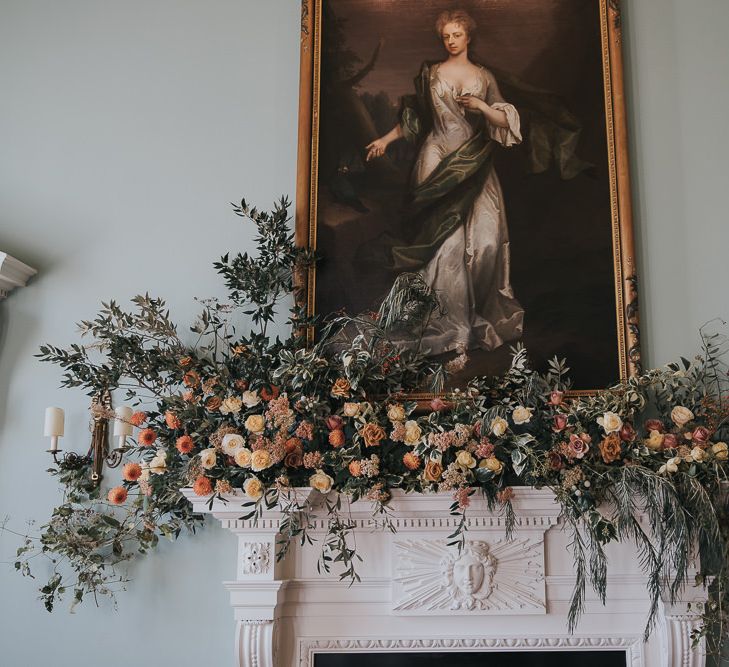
[315,651,626,667]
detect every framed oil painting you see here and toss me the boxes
[296,0,640,394]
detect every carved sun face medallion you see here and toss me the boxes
[443,541,496,609]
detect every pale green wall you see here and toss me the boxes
[0,1,727,665]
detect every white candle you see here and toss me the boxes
[44,407,64,452]
[113,406,133,437]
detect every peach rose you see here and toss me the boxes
[200,448,217,469]
[387,404,406,422]
[310,469,334,493]
[712,442,728,461]
[331,378,351,398]
[220,396,243,415]
[599,433,622,464]
[361,422,386,447]
[245,414,266,433]
[644,429,665,451]
[455,450,477,469]
[234,447,253,468]
[479,457,503,474]
[243,476,264,500]
[423,459,444,482]
[403,420,422,446]
[490,417,508,437]
[251,449,273,472]
[343,402,361,417]
[670,406,694,427]
[512,406,533,425]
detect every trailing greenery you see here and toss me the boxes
[7,197,729,655]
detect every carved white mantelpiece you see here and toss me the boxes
[182,488,709,667]
[0,252,36,300]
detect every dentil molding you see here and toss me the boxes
[0,251,36,300]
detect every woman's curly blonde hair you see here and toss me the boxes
[435,9,477,38]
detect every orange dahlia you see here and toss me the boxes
[193,476,213,496]
[138,428,157,447]
[165,411,181,430]
[107,486,128,505]
[403,452,421,470]
[328,429,346,448]
[176,434,194,454]
[122,462,143,482]
[129,411,147,427]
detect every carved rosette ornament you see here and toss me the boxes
[241,541,271,575]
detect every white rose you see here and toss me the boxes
[343,402,361,417]
[200,448,217,469]
[221,433,245,455]
[670,406,694,427]
[690,446,706,462]
[597,411,623,434]
[309,469,334,494]
[403,420,422,446]
[241,390,261,408]
[149,449,167,475]
[659,456,681,475]
[234,447,253,468]
[491,417,508,437]
[512,406,533,425]
[220,396,243,415]
[244,414,266,433]
[243,476,264,500]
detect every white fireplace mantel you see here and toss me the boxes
[183,487,709,667]
[0,251,37,300]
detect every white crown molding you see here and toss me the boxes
[0,251,37,300]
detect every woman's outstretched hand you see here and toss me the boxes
[365,137,388,162]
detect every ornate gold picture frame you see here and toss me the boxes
[296,0,640,394]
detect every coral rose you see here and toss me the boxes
[178,356,193,367]
[165,411,181,430]
[403,452,421,470]
[193,476,213,496]
[670,406,694,427]
[553,414,568,432]
[331,378,351,398]
[285,437,302,453]
[423,459,443,482]
[692,426,711,444]
[260,385,280,401]
[129,411,147,427]
[599,434,622,464]
[549,391,564,406]
[122,463,143,482]
[662,433,679,449]
[183,370,201,388]
[138,428,157,448]
[243,476,264,500]
[108,486,128,505]
[361,422,386,447]
[644,419,664,433]
[430,398,449,412]
[176,435,194,454]
[328,429,346,448]
[566,433,591,459]
[326,415,344,431]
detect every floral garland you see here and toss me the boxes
[9,197,729,652]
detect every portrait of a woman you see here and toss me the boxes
[309,0,625,389]
[364,9,524,358]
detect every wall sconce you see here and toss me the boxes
[44,390,132,486]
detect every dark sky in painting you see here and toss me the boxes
[336,0,600,101]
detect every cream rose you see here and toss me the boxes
[243,476,264,500]
[149,449,167,475]
[670,406,695,427]
[659,457,680,475]
[234,447,253,468]
[199,447,217,469]
[251,449,273,472]
[597,411,623,434]
[403,420,422,446]
[491,417,508,437]
[309,469,334,494]
[712,442,728,461]
[387,404,406,422]
[690,446,706,462]
[644,429,665,451]
[244,414,266,433]
[512,406,533,425]
[220,396,243,415]
[343,402,360,417]
[221,433,245,455]
[479,457,503,474]
[241,390,261,408]
[455,450,477,470]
